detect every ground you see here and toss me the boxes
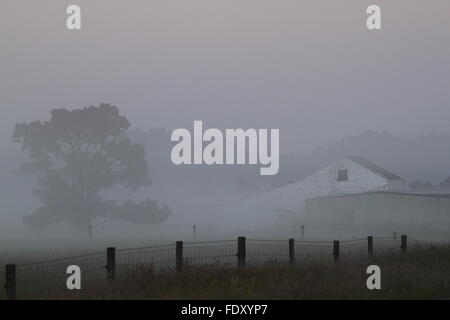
[46,247,450,300]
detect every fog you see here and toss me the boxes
[0,1,450,249]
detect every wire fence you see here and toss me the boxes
[15,252,106,299]
[116,244,175,273]
[183,240,237,267]
[0,235,446,299]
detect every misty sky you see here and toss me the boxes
[1,0,449,153]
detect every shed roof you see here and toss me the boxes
[346,156,403,180]
[306,191,450,202]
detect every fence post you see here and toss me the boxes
[237,236,246,267]
[5,264,16,300]
[333,240,340,263]
[193,225,197,242]
[88,224,93,244]
[393,231,397,240]
[289,238,295,264]
[106,247,115,281]
[176,241,183,272]
[367,236,374,257]
[301,225,305,241]
[401,235,407,252]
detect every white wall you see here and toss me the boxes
[219,158,395,231]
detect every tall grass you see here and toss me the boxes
[48,247,450,300]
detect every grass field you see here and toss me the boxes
[44,246,450,300]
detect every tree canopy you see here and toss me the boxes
[13,103,171,231]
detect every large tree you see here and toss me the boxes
[12,103,171,236]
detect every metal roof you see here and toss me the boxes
[346,156,403,180]
[306,191,450,201]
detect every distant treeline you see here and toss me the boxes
[128,128,450,188]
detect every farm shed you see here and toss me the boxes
[219,156,405,234]
[305,191,450,240]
